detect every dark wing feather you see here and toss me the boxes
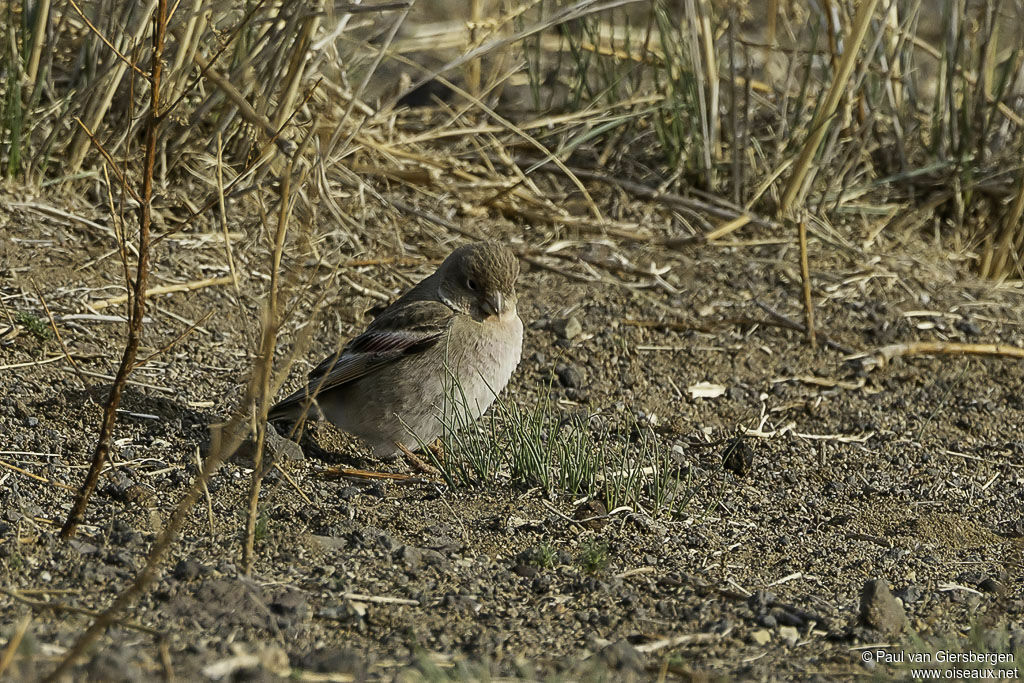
[269,300,453,417]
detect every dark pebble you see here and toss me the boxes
[979,578,1007,597]
[722,438,754,476]
[556,363,585,389]
[172,558,205,581]
[513,563,538,578]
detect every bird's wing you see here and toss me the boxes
[270,300,453,416]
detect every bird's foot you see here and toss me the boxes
[396,442,443,478]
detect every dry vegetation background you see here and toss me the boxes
[1,0,1024,679]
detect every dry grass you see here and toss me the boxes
[0,2,1019,276]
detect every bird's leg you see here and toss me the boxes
[395,442,442,477]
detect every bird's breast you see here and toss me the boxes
[448,313,522,414]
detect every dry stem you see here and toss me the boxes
[797,218,816,348]
[59,0,166,541]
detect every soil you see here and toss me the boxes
[1,183,1023,682]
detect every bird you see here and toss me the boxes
[269,241,523,460]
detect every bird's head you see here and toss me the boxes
[437,241,520,322]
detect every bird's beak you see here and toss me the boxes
[482,292,504,319]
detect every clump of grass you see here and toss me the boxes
[15,311,50,344]
[425,371,692,519]
[524,539,557,570]
[5,548,24,572]
[577,538,609,574]
[519,1,712,183]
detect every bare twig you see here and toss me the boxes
[850,341,1024,371]
[0,459,75,490]
[194,446,215,536]
[59,0,167,541]
[797,218,816,348]
[91,276,233,311]
[0,614,31,678]
[242,172,293,574]
[216,133,240,294]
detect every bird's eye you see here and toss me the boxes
[466,278,478,291]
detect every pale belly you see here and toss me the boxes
[323,312,523,456]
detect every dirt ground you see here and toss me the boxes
[1,182,1023,681]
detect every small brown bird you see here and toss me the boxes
[269,242,523,458]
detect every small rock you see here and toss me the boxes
[779,625,800,646]
[353,526,395,551]
[860,579,906,635]
[551,316,582,341]
[513,563,538,578]
[722,438,754,476]
[70,540,99,555]
[573,500,608,529]
[395,545,423,571]
[263,424,304,463]
[172,558,205,581]
[532,574,553,593]
[420,549,448,569]
[978,578,1007,597]
[556,363,585,389]
[217,421,303,470]
[312,535,348,552]
[751,629,772,645]
[529,317,550,331]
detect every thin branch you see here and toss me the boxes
[797,217,817,348]
[59,0,166,542]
